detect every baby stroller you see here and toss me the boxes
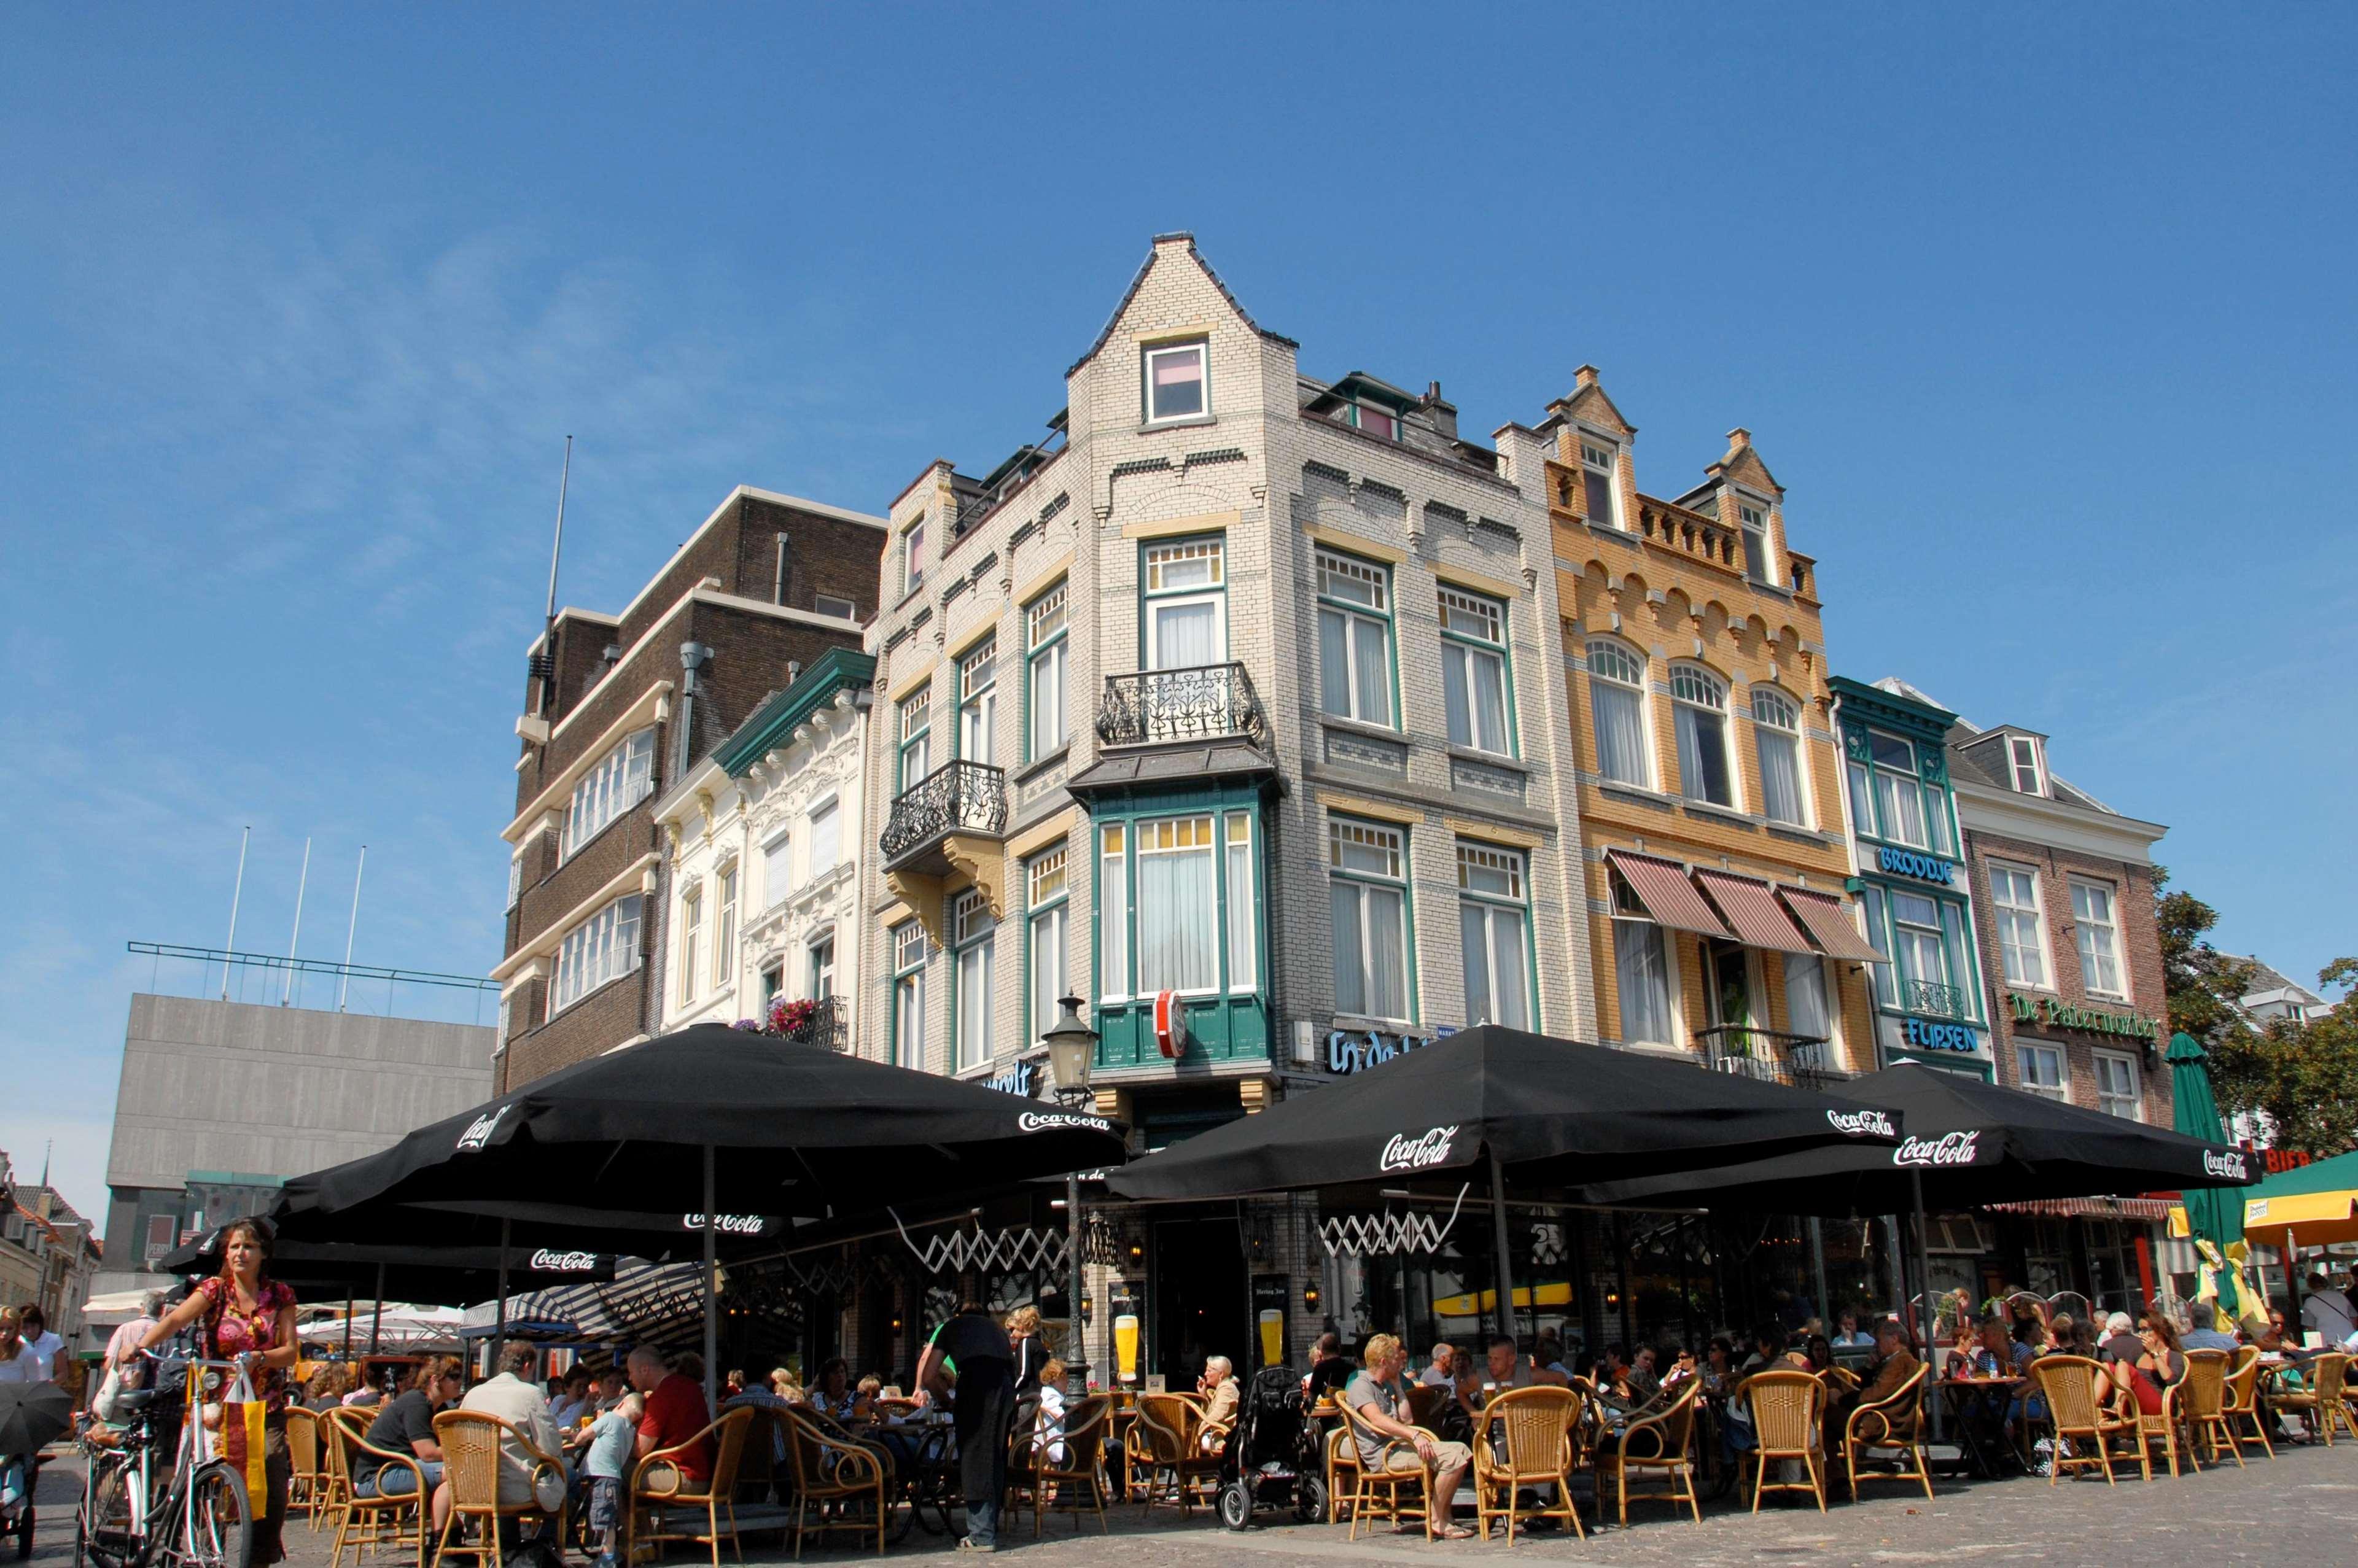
[0,1380,73,1562]
[1214,1366,1326,1530]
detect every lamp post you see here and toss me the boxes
[1041,995,1099,1396]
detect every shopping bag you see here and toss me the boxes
[218,1380,269,1517]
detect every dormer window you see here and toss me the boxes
[2008,735,2045,795]
[1143,341,1208,424]
[1580,440,1622,529]
[1333,397,1399,440]
[1739,503,1773,584]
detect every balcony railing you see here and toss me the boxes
[1096,662,1270,750]
[772,995,849,1052]
[1901,977,1972,1020]
[1695,1025,1848,1095]
[879,759,1007,864]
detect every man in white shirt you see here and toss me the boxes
[106,1293,167,1371]
[459,1345,569,1506]
[2302,1271,2357,1348]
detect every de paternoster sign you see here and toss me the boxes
[2007,992,2158,1042]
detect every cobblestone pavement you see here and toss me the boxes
[29,1438,2358,1567]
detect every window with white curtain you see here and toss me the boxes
[1439,587,1511,755]
[1611,879,1674,1046]
[1224,813,1256,993]
[952,889,994,1069]
[714,866,736,987]
[1868,730,1929,847]
[808,932,836,1000]
[1136,816,1220,995]
[2071,879,2125,996]
[2093,1051,2141,1120]
[762,831,793,909]
[552,893,642,1014]
[1026,582,1068,760]
[1783,951,1831,1047]
[1586,639,1651,787]
[1670,665,1733,807]
[1580,439,1621,529]
[1317,549,1393,727]
[957,638,997,763]
[806,799,839,880]
[1027,847,1069,1040]
[1142,538,1226,670]
[892,921,928,1069]
[1457,842,1531,1028]
[564,728,655,857]
[898,688,933,792]
[1098,825,1129,1001]
[2017,1042,2068,1101]
[1751,688,1807,825]
[1891,889,1951,992]
[1990,864,2049,987]
[1329,818,1411,1022]
[1859,885,1898,1009]
[676,885,702,1007]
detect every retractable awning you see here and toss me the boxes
[1605,851,1731,937]
[1777,886,1888,963]
[1695,870,1816,955]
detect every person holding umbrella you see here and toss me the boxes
[0,1306,76,1563]
[914,1300,1016,1554]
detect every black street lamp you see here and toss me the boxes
[1041,995,1099,1394]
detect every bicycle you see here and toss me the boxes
[76,1357,257,1568]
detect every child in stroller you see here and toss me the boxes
[1213,1366,1327,1530]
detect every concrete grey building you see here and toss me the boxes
[96,994,494,1297]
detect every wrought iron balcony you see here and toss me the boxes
[879,759,1007,871]
[1095,662,1270,751]
[774,995,849,1052]
[1901,977,1972,1020]
[1695,1025,1848,1095]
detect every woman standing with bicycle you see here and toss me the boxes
[139,1218,298,1565]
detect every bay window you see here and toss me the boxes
[1317,549,1393,727]
[551,893,642,1014]
[1670,664,1733,806]
[1585,638,1651,787]
[1751,686,1807,826]
[1094,809,1259,1003]
[1439,587,1511,755]
[1097,824,1129,1002]
[1457,842,1531,1029]
[564,728,655,857]
[1137,816,1219,995]
[1329,818,1411,1022]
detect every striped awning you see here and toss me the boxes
[1606,851,1731,937]
[1985,1197,2177,1222]
[1778,886,1889,963]
[1695,870,1816,955]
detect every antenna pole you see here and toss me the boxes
[534,436,572,717]
[282,837,312,1006]
[222,826,251,999]
[337,845,368,1011]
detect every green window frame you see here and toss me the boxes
[1023,844,1072,1044]
[1438,585,1517,758]
[1456,840,1536,1029]
[1315,547,1397,728]
[1331,394,1404,441]
[1091,809,1259,1001]
[1328,815,1417,1025]
[1844,725,1956,855]
[954,637,997,763]
[1138,536,1227,670]
[889,920,928,1071]
[1022,580,1070,763]
[897,686,933,793]
[949,887,995,1072]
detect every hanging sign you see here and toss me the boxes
[2007,993,2159,1041]
[1153,991,1188,1059]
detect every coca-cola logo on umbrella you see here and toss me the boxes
[1891,1131,1981,1168]
[680,1213,769,1235]
[1016,1111,1113,1135]
[1379,1125,1460,1174]
[2201,1148,2249,1181]
[528,1249,599,1272]
[1826,1109,1897,1139]
[454,1106,509,1152]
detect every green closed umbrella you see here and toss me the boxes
[2169,1031,2242,1248]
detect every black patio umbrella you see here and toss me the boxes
[275,1022,1127,1400]
[1103,1025,1902,1341]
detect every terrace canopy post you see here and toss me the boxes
[492,1217,510,1378]
[369,1262,386,1355]
[1912,1170,1942,1445]
[702,1145,718,1413]
[1488,1150,1518,1348]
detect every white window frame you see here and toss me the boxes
[2070,878,2126,998]
[1579,438,1622,530]
[564,727,656,859]
[892,921,928,1071]
[713,864,737,988]
[1738,501,1773,584]
[2016,1041,2068,1101]
[1670,664,1735,808]
[806,796,840,881]
[1585,638,1653,788]
[897,687,933,793]
[675,884,702,1007]
[1025,580,1069,761]
[1457,842,1532,1029]
[506,853,523,909]
[551,893,642,1015]
[1142,538,1227,670]
[1027,847,1070,1041]
[1134,814,1222,998]
[1989,862,2050,990]
[1439,586,1512,756]
[1749,686,1808,826]
[2093,1049,2141,1120]
[1329,817,1412,1025]
[1143,340,1208,424]
[812,592,858,622]
[1316,549,1394,728]
[901,515,926,597]
[1610,876,1679,1047]
[761,828,793,909]
[807,929,837,1000]
[952,887,995,1070]
[957,637,997,764]
[2008,734,2045,796]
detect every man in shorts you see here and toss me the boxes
[1345,1333,1473,1540]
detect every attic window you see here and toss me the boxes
[1580,440,1622,529]
[1334,398,1399,441]
[1144,341,1207,424]
[1739,503,1773,584]
[2008,735,2045,796]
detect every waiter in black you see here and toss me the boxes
[915,1299,1016,1553]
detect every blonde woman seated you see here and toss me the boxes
[1346,1333,1474,1540]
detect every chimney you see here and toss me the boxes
[1419,379,1458,442]
[1575,365,1601,389]
[1726,427,1753,452]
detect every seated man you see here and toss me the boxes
[1417,1343,1456,1388]
[2181,1300,2240,1354]
[462,1343,569,1507]
[1838,1319,1920,1453]
[1347,1333,1473,1540]
[1303,1332,1355,1403]
[628,1346,714,1485]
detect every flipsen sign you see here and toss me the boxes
[2007,992,2159,1042]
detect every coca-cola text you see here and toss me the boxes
[1378,1125,1460,1174]
[1891,1130,1980,1167]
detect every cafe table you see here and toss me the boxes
[1936,1376,2028,1479]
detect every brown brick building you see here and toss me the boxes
[492,487,887,1090]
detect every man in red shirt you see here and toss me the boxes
[627,1347,712,1481]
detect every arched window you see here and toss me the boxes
[1670,664,1733,807]
[1749,686,1807,826]
[1586,638,1651,787]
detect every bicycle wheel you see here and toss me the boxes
[173,1464,250,1568]
[77,1456,134,1568]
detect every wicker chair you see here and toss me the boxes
[1597,1378,1700,1526]
[1471,1386,1581,1542]
[431,1410,567,1568]
[2220,1348,2274,1461]
[1404,1383,1450,1430]
[1842,1365,1932,1502]
[626,1405,753,1568]
[1131,1393,1223,1516]
[1027,1395,1114,1537]
[2029,1356,2141,1485]
[282,1408,329,1526]
[2177,1351,2238,1468]
[1332,1402,1434,1543]
[776,1405,887,1559]
[2127,1364,2202,1478]
[2273,1352,2356,1445]
[1738,1370,1826,1513]
[1323,1422,1359,1530]
[327,1408,432,1568]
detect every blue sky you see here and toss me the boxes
[4,4,2352,1224]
